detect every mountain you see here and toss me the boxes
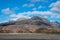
[15,16,51,27]
[0,20,16,26]
[0,16,60,33]
[15,16,60,28]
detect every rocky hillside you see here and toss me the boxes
[0,16,60,33]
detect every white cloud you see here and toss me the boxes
[51,14,60,18]
[10,14,17,18]
[7,9,60,21]
[23,4,28,7]
[1,7,19,14]
[11,7,19,11]
[50,1,60,13]
[28,0,41,2]
[23,4,34,7]
[2,7,60,21]
[32,6,45,11]
[9,13,31,21]
[29,11,52,16]
[28,0,49,3]
[50,7,60,13]
[9,11,54,21]
[43,16,48,18]
[49,3,55,8]
[1,8,12,14]
[38,6,43,9]
[32,8,37,11]
[50,1,60,8]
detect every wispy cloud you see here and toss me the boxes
[23,4,34,7]
[1,8,12,14]
[28,0,50,3]
[32,8,37,11]
[38,5,43,9]
[9,10,58,21]
[11,7,19,11]
[9,13,31,21]
[50,1,60,13]
[28,0,41,2]
[1,7,19,14]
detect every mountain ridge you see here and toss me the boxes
[0,16,60,33]
[0,16,60,28]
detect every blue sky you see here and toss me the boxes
[0,0,60,23]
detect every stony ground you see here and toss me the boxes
[0,39,59,40]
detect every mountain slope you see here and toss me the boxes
[0,16,60,33]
